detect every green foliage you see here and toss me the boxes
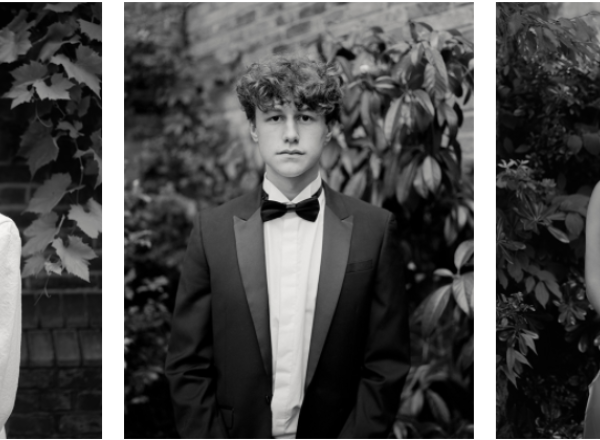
[0,3,102,283]
[496,3,600,438]
[317,24,474,438]
[125,9,473,438]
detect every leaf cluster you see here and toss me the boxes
[496,4,600,437]
[316,24,474,437]
[0,3,102,284]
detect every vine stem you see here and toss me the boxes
[77,156,84,205]
[35,104,52,127]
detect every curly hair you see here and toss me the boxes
[236,57,343,125]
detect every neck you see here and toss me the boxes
[265,166,319,200]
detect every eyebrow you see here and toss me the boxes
[264,106,314,113]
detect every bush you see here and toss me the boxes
[496,3,600,438]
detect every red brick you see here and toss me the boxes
[38,294,64,328]
[53,329,81,367]
[299,3,327,19]
[27,330,55,367]
[18,368,58,389]
[88,294,102,328]
[236,10,256,26]
[0,186,26,204]
[262,2,283,17]
[0,164,30,182]
[286,21,312,39]
[79,330,102,366]
[76,391,102,411]
[59,414,101,435]
[21,294,39,329]
[40,390,72,411]
[6,414,55,436]
[20,333,28,367]
[13,390,41,412]
[58,368,102,389]
[29,273,96,291]
[63,294,90,327]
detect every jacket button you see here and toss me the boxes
[265,395,272,404]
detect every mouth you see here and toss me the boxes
[277,150,304,155]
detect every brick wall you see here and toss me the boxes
[184,2,474,171]
[0,144,102,439]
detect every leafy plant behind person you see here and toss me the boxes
[496,3,600,437]
[0,3,102,285]
[317,24,474,438]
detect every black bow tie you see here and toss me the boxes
[261,186,322,222]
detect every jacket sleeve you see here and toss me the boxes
[165,213,228,439]
[338,213,410,439]
[0,218,22,434]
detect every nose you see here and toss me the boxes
[283,119,299,144]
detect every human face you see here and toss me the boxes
[250,100,332,188]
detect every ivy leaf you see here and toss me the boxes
[91,130,102,187]
[19,120,59,176]
[52,236,97,282]
[2,61,47,108]
[69,199,102,238]
[51,46,101,97]
[22,212,60,256]
[22,253,46,278]
[11,61,47,83]
[57,120,83,138]
[26,173,71,214]
[0,27,32,64]
[78,19,101,42]
[35,73,74,101]
[45,260,63,275]
[2,84,33,108]
[39,21,79,61]
[45,3,80,13]
[74,131,102,188]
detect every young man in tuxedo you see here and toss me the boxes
[165,57,410,439]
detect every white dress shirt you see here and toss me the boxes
[262,174,325,439]
[0,215,21,440]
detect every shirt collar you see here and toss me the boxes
[263,172,322,204]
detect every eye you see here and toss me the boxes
[268,115,281,122]
[299,114,314,122]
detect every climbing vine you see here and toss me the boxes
[0,2,102,282]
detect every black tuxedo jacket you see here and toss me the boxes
[165,182,410,439]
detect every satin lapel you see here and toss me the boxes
[305,205,353,389]
[234,207,272,378]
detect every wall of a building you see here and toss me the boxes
[185,2,475,171]
[0,145,102,438]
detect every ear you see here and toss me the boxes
[249,120,258,142]
[324,122,333,143]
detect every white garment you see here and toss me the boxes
[263,174,324,439]
[0,215,21,439]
